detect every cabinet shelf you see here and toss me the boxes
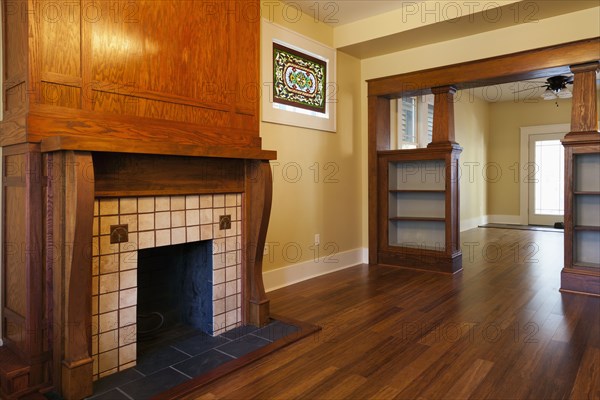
[574,226,600,231]
[574,191,600,195]
[389,217,445,222]
[389,189,446,193]
[572,261,600,269]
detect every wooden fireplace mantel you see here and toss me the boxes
[36,144,276,399]
[0,0,273,398]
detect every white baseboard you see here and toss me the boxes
[487,214,521,225]
[461,215,489,232]
[263,247,368,292]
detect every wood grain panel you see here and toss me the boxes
[27,104,262,148]
[40,82,82,108]
[3,0,28,79]
[0,110,26,147]
[37,0,81,77]
[91,90,231,127]
[90,0,229,105]
[5,154,26,178]
[232,0,259,131]
[5,82,26,111]
[92,153,245,197]
[4,185,26,317]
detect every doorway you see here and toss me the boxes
[519,124,569,226]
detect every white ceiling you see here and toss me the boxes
[279,0,414,26]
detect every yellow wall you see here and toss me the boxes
[455,94,490,225]
[260,4,363,271]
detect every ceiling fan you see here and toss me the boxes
[515,75,574,100]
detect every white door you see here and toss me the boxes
[528,133,566,226]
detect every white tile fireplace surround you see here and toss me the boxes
[90,193,242,380]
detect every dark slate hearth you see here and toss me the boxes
[85,320,300,400]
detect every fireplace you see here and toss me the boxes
[90,193,243,380]
[0,1,273,398]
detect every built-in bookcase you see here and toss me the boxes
[562,136,600,296]
[572,153,600,268]
[377,147,462,273]
[388,160,446,250]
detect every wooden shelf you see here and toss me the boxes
[574,226,600,231]
[389,189,445,193]
[572,261,600,269]
[389,217,445,222]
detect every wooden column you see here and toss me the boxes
[567,62,599,136]
[368,96,391,265]
[244,160,273,326]
[428,86,458,148]
[48,151,95,400]
[560,61,600,297]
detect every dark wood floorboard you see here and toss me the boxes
[179,228,600,400]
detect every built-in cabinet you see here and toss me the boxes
[561,136,600,295]
[378,149,462,272]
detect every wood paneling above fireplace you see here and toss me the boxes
[2,0,261,150]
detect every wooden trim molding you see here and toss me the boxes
[244,160,273,326]
[568,61,599,135]
[367,38,600,97]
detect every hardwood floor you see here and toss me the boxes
[182,228,599,399]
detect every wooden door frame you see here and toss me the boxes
[367,37,600,265]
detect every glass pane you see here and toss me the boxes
[427,103,434,142]
[534,140,564,215]
[401,97,416,143]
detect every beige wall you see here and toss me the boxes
[455,94,490,226]
[260,4,363,271]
